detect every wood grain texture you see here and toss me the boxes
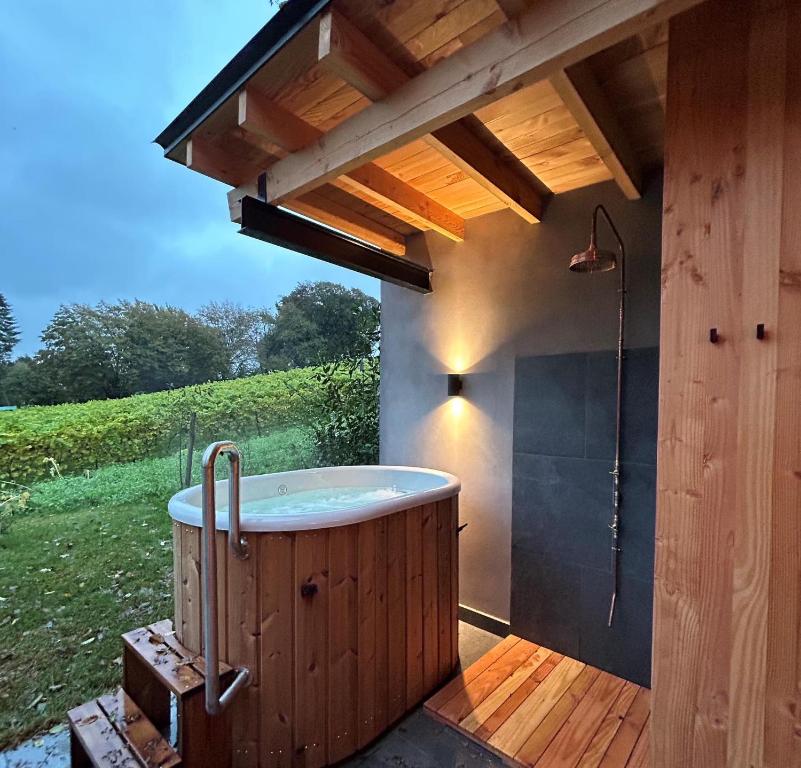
[259,533,293,767]
[327,526,358,762]
[425,636,649,768]
[173,499,459,767]
[652,2,801,766]
[262,0,703,204]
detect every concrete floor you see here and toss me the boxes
[0,622,504,768]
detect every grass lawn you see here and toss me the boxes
[0,427,313,748]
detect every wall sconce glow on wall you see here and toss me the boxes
[447,373,464,397]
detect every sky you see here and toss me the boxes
[0,1,379,357]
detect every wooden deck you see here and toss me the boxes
[425,635,649,768]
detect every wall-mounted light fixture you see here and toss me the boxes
[447,373,464,397]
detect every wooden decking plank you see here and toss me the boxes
[97,689,181,768]
[68,700,140,768]
[438,638,540,723]
[474,651,564,741]
[535,672,629,767]
[597,687,650,767]
[424,634,520,712]
[425,636,651,768]
[489,656,586,756]
[513,665,601,766]
[459,645,552,732]
[625,716,650,768]
[576,683,641,768]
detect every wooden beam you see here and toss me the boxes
[264,0,704,204]
[428,119,548,223]
[187,136,244,186]
[238,88,464,241]
[493,0,533,19]
[227,180,407,256]
[317,8,548,223]
[238,197,431,293]
[550,63,643,199]
[317,9,407,101]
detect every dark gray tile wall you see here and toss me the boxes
[511,347,658,686]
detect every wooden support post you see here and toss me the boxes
[653,1,801,766]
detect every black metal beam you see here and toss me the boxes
[238,196,432,294]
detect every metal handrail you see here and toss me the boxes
[200,441,252,715]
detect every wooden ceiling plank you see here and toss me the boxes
[317,7,548,223]
[263,0,702,206]
[237,87,464,241]
[550,61,643,199]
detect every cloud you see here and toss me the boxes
[0,1,379,356]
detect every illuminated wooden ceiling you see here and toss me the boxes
[162,0,671,257]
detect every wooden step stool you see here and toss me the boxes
[121,619,235,768]
[68,687,181,767]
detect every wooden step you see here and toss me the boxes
[122,619,233,699]
[68,687,181,768]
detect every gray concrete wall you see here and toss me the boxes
[380,178,662,621]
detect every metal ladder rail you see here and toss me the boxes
[200,441,252,715]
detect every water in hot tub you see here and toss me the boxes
[226,485,412,517]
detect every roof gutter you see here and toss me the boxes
[154,0,331,155]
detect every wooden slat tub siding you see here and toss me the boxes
[181,524,202,653]
[328,526,358,762]
[436,499,453,681]
[450,496,459,670]
[216,530,228,660]
[421,503,439,693]
[357,519,377,748]
[294,530,329,768]
[373,516,390,736]
[259,533,294,768]
[172,521,183,646]
[171,494,459,766]
[228,531,260,768]
[386,508,408,724]
[405,504,425,708]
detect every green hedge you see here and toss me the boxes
[0,369,316,483]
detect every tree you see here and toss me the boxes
[36,303,124,402]
[198,300,273,378]
[0,294,20,365]
[259,282,379,371]
[115,301,229,393]
[26,300,229,404]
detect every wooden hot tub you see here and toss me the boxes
[169,465,460,768]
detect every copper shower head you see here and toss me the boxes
[569,243,617,273]
[569,204,622,273]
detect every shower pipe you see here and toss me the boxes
[569,204,626,627]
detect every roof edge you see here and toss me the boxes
[154,0,330,154]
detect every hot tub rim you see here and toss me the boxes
[168,464,460,532]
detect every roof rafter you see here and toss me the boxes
[550,62,643,199]
[262,0,703,207]
[237,87,464,241]
[316,7,549,224]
